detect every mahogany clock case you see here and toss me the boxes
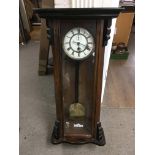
[47,19,106,145]
[33,8,123,146]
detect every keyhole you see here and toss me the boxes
[77,47,81,51]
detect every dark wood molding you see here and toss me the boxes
[33,8,124,19]
[46,26,54,45]
[52,121,105,146]
[103,19,112,46]
[92,20,105,139]
[94,122,106,146]
[120,4,135,13]
[51,120,62,144]
[50,20,64,138]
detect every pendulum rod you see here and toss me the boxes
[75,61,79,103]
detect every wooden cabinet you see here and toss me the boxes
[113,12,134,46]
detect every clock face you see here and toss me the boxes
[63,27,95,60]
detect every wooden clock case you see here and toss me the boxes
[34,8,123,146]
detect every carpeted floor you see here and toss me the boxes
[19,36,135,155]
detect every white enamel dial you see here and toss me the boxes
[63,27,95,60]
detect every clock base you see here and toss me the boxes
[51,121,106,146]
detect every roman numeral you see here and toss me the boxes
[71,30,74,35]
[77,28,80,34]
[67,47,71,51]
[71,51,75,55]
[64,42,69,44]
[86,46,91,51]
[66,36,71,38]
[88,42,93,44]
[86,36,91,38]
[83,52,86,55]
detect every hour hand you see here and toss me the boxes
[72,41,81,46]
[72,41,79,45]
[72,41,78,44]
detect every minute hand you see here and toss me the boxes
[72,41,86,47]
[79,42,86,47]
[79,43,91,51]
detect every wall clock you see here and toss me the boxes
[34,8,123,146]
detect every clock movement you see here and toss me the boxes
[34,7,122,146]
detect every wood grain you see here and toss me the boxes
[113,12,134,46]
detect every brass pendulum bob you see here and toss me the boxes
[69,60,85,117]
